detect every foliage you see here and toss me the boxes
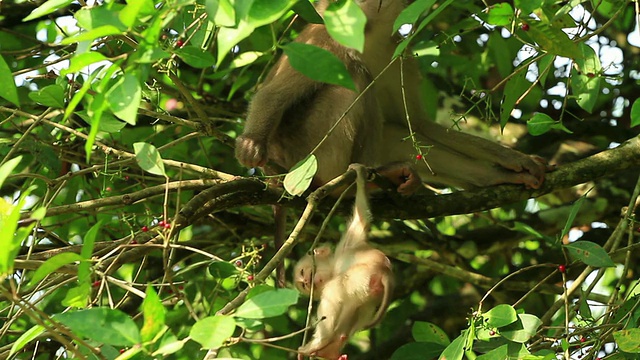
[0,0,639,359]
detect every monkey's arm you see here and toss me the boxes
[236,58,321,168]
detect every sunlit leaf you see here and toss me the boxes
[235,288,299,319]
[283,154,318,196]
[134,142,167,177]
[190,315,236,349]
[0,56,19,106]
[282,43,355,90]
[54,308,141,346]
[324,0,366,52]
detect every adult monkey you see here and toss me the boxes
[235,0,549,190]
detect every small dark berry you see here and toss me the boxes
[141,226,148,232]
[235,260,243,267]
[248,275,254,281]
[178,285,184,290]
[105,187,112,192]
[164,222,171,229]
[158,220,166,227]
[416,154,423,160]
[521,23,530,31]
[124,175,130,181]
[131,240,138,244]
[586,73,595,78]
[489,330,496,336]
[120,349,126,354]
[176,39,185,47]
[580,337,586,343]
[558,264,567,273]
[92,281,100,288]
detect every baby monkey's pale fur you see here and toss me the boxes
[297,164,394,360]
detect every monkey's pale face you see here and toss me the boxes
[294,264,333,299]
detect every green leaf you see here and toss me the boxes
[153,332,184,356]
[27,252,84,287]
[134,142,167,177]
[438,330,466,360]
[234,288,299,319]
[248,0,295,28]
[0,55,19,106]
[527,20,579,58]
[119,0,155,28]
[391,342,446,360]
[78,221,101,285]
[207,0,237,27]
[0,156,22,189]
[282,43,356,90]
[483,304,518,328]
[62,282,91,308]
[564,241,615,267]
[54,308,141,346]
[560,195,585,240]
[393,0,436,33]
[500,69,528,127]
[283,154,318,196]
[571,43,601,113]
[190,315,236,349]
[141,286,166,342]
[631,98,640,128]
[208,261,239,279]
[527,113,555,136]
[76,110,126,133]
[613,329,640,353]
[229,51,263,69]
[292,0,323,24]
[9,325,45,357]
[28,85,65,108]
[60,25,124,45]
[515,0,543,13]
[500,314,542,343]
[106,73,141,125]
[216,21,255,67]
[486,3,514,26]
[175,46,216,68]
[23,0,73,22]
[412,321,450,345]
[74,6,127,31]
[60,52,109,76]
[324,0,367,52]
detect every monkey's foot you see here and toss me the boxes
[497,153,552,189]
[235,135,268,168]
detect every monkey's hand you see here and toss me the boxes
[376,162,422,195]
[496,153,552,189]
[235,135,268,168]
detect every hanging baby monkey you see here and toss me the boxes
[297,164,393,360]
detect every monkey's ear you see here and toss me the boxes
[313,246,332,258]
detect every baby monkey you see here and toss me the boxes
[297,164,394,360]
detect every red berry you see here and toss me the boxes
[521,23,530,31]
[131,239,138,244]
[105,187,112,192]
[489,330,496,335]
[158,220,165,227]
[92,281,100,288]
[164,222,171,229]
[580,337,586,343]
[124,175,130,181]
[586,73,595,78]
[176,39,184,47]
[558,264,567,273]
[415,154,423,160]
[235,260,243,267]
[120,349,126,354]
[178,285,184,290]
[141,226,148,232]
[247,275,254,281]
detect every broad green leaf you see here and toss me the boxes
[292,0,323,24]
[283,154,317,196]
[229,51,263,69]
[106,73,141,125]
[60,52,109,76]
[54,308,141,346]
[175,46,216,68]
[571,44,601,113]
[85,62,121,161]
[613,329,640,353]
[76,110,126,133]
[27,252,84,287]
[209,261,239,279]
[190,315,236,349]
[207,0,237,27]
[0,55,19,106]
[23,0,73,22]
[0,156,22,189]
[515,0,543,13]
[394,0,436,33]
[565,241,615,267]
[560,195,585,240]
[141,286,166,342]
[486,3,514,26]
[282,43,355,90]
[632,98,640,128]
[412,321,450,345]
[60,25,123,45]
[500,69,528,127]
[527,113,555,136]
[248,0,295,28]
[9,325,45,357]
[134,46,170,64]
[153,332,184,356]
[234,288,299,319]
[438,330,466,360]
[74,6,127,31]
[62,282,91,308]
[391,342,446,360]
[134,142,167,177]
[216,21,255,67]
[527,20,579,58]
[78,221,101,284]
[483,304,518,328]
[324,0,366,52]
[119,0,155,28]
[500,314,542,343]
[28,85,65,108]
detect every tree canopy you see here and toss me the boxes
[1,0,640,359]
